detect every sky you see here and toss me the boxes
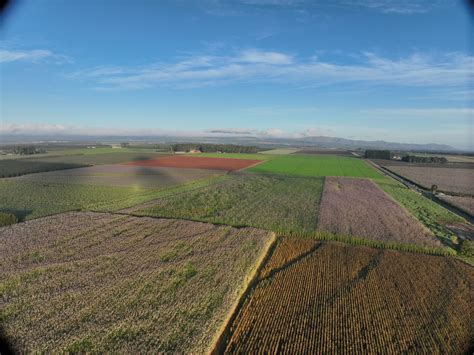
[1,0,473,149]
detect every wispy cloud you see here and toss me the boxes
[211,0,453,14]
[342,0,453,15]
[69,49,473,91]
[0,48,71,64]
[361,107,474,118]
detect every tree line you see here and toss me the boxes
[171,143,262,154]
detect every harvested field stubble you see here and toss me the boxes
[0,212,274,353]
[317,177,439,247]
[384,165,474,195]
[126,155,262,171]
[223,239,474,354]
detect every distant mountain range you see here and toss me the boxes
[0,133,457,152]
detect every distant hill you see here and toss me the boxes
[0,133,456,152]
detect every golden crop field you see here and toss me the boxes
[222,238,474,354]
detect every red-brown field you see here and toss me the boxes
[0,212,274,353]
[317,177,439,247]
[125,155,262,171]
[222,238,474,354]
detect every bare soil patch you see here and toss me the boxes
[126,155,262,171]
[317,177,439,247]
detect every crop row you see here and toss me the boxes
[223,240,474,354]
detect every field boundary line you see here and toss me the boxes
[209,233,278,355]
[367,159,474,223]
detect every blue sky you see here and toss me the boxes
[1,0,473,149]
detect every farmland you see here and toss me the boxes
[126,155,263,171]
[439,195,474,216]
[0,151,170,177]
[376,180,463,246]
[189,152,274,160]
[0,212,274,353]
[247,155,382,178]
[385,165,474,195]
[0,176,224,220]
[131,174,324,234]
[222,239,474,354]
[258,148,300,155]
[14,165,223,188]
[317,177,439,247]
[0,159,88,178]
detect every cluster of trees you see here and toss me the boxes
[13,146,46,155]
[171,143,261,154]
[401,155,447,164]
[364,150,391,160]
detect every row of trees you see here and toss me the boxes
[401,155,448,164]
[13,146,46,155]
[364,150,391,159]
[171,143,261,154]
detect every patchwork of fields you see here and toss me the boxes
[222,238,474,354]
[0,212,274,353]
[317,177,439,247]
[1,148,473,353]
[247,155,382,178]
[13,164,223,188]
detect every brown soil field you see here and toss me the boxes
[0,212,274,353]
[13,164,223,188]
[386,165,474,195]
[440,195,474,216]
[317,177,439,247]
[223,239,474,354]
[125,155,262,171]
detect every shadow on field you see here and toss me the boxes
[0,326,15,355]
[0,208,33,222]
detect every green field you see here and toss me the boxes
[376,179,463,246]
[133,174,324,234]
[247,155,382,178]
[0,177,225,221]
